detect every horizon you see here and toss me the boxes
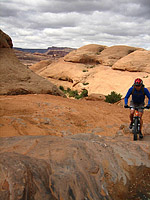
[1,0,150,50]
[14,46,76,49]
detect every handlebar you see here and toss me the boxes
[125,105,148,110]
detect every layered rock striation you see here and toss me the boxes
[0,134,150,200]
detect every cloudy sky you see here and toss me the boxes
[1,0,150,49]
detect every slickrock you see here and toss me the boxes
[97,45,141,66]
[0,29,13,48]
[0,30,64,96]
[112,50,150,73]
[0,134,150,200]
[1,29,150,200]
[64,44,106,64]
[37,44,150,96]
[30,59,52,73]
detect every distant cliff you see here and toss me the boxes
[14,46,75,54]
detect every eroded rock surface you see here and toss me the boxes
[97,45,141,66]
[37,44,150,96]
[0,29,13,48]
[64,44,106,64]
[0,152,57,200]
[0,134,150,200]
[112,50,150,73]
[0,30,64,96]
[0,94,149,137]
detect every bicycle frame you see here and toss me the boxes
[125,106,147,141]
[132,109,141,141]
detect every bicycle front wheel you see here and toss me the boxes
[133,118,138,141]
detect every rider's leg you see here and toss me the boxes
[130,109,135,122]
[129,109,135,128]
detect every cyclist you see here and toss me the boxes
[124,78,150,138]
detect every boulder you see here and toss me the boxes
[97,45,142,66]
[64,44,107,64]
[112,50,150,73]
[85,93,106,101]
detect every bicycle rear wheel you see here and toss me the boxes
[133,118,138,141]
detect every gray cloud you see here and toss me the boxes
[0,0,150,49]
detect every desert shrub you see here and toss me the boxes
[59,86,88,99]
[68,90,79,98]
[83,82,89,85]
[83,69,88,72]
[67,88,71,92]
[75,89,88,99]
[80,89,88,98]
[59,85,64,91]
[105,91,122,103]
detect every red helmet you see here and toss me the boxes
[134,78,143,86]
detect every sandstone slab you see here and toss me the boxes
[112,50,150,73]
[64,44,106,64]
[0,30,64,96]
[0,134,150,200]
[97,45,141,66]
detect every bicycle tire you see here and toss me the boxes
[133,118,138,141]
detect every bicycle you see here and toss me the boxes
[125,106,147,141]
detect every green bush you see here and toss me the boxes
[69,90,79,98]
[59,85,64,91]
[80,89,88,98]
[83,69,88,72]
[59,86,88,99]
[105,91,122,103]
[67,88,71,92]
[83,82,89,85]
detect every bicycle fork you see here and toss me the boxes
[133,116,141,132]
[134,110,141,132]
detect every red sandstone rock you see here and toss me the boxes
[0,29,13,48]
[112,50,150,73]
[0,30,65,96]
[0,134,150,200]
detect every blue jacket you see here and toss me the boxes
[124,86,150,105]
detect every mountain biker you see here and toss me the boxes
[124,78,150,138]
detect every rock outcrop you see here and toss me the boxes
[0,30,65,96]
[112,50,150,73]
[64,44,107,64]
[38,58,150,96]
[64,44,141,66]
[30,59,52,73]
[0,29,13,48]
[97,45,141,66]
[0,134,150,200]
[36,44,150,96]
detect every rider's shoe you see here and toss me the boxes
[139,131,143,139]
[129,122,133,129]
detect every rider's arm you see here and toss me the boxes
[124,87,133,105]
[144,88,150,105]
